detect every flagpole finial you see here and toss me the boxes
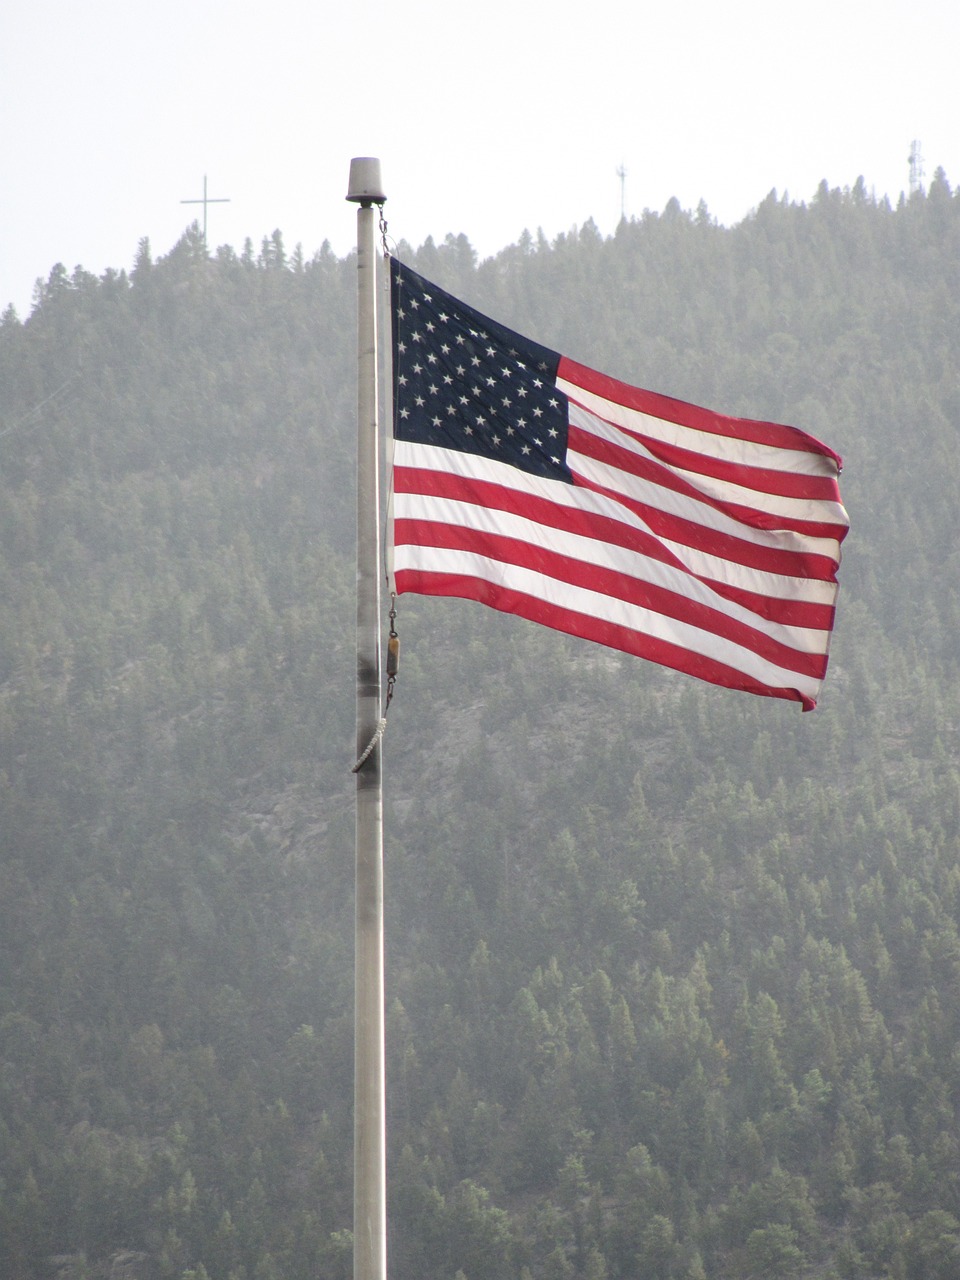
[347,156,386,204]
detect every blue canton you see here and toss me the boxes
[391,259,572,483]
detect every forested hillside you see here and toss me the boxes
[2,171,960,1280]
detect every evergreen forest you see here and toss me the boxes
[2,170,960,1280]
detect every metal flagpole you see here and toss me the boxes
[346,156,387,1280]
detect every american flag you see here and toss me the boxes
[389,257,848,710]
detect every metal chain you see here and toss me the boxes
[352,203,395,776]
[352,202,396,775]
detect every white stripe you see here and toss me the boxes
[393,543,824,701]
[559,376,840,479]
[570,402,849,528]
[656,532,838,605]
[396,439,841,605]
[569,446,844,595]
[566,440,843,565]
[394,490,831,655]
[396,436,580,505]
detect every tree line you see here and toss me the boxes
[1,170,960,1278]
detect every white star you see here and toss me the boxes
[432,415,442,427]
[412,330,422,343]
[517,387,527,398]
[415,395,425,406]
[533,407,543,417]
[548,397,559,408]
[533,378,543,388]
[399,407,409,419]
[410,298,419,310]
[426,321,436,332]
[521,444,531,455]
[428,383,439,395]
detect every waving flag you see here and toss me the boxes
[389,257,848,710]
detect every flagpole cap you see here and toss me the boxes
[346,157,386,204]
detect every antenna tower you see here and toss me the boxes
[908,140,924,195]
[616,163,627,223]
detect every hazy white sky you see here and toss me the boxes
[2,0,957,317]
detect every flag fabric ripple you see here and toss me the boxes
[388,257,849,710]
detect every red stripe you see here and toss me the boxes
[580,418,842,502]
[395,471,837,628]
[571,468,842,580]
[702,579,836,630]
[395,473,836,627]
[394,517,829,678]
[395,462,840,589]
[398,465,694,573]
[559,355,844,468]
[393,568,819,710]
[569,424,846,540]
